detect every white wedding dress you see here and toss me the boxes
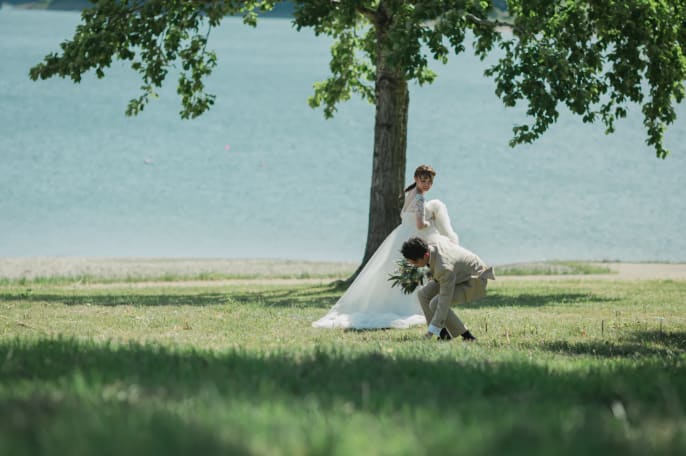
[312,193,459,329]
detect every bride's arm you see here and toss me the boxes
[414,193,430,230]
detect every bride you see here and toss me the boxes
[312,164,460,329]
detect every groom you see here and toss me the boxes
[401,236,495,341]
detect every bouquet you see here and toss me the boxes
[388,259,431,294]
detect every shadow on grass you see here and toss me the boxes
[226,284,341,309]
[0,393,246,455]
[1,337,684,411]
[0,285,618,311]
[540,330,686,358]
[1,337,684,454]
[228,287,619,310]
[468,291,619,309]
[0,284,342,308]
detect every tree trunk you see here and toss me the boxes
[350,7,408,281]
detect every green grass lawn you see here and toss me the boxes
[1,278,684,455]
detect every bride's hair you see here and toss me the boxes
[404,164,436,192]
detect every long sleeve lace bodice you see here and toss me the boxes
[402,188,429,230]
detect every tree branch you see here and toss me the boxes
[356,5,377,22]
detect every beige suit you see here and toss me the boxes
[417,236,495,336]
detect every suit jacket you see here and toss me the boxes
[427,237,495,318]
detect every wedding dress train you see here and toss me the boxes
[312,199,459,329]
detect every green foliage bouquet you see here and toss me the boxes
[388,259,430,294]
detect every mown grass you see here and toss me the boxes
[496,261,614,276]
[0,278,685,455]
[0,270,346,287]
[0,261,614,287]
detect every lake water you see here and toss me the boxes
[1,7,685,265]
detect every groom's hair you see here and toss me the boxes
[401,237,429,260]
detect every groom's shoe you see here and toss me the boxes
[439,328,452,341]
[460,330,477,342]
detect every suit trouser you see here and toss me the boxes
[417,278,487,337]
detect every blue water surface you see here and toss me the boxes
[1,7,684,264]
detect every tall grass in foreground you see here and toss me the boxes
[0,279,684,455]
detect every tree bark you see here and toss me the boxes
[350,6,408,281]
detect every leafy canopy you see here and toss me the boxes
[30,0,686,158]
[29,0,279,118]
[493,0,686,158]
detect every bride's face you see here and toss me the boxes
[414,175,433,194]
